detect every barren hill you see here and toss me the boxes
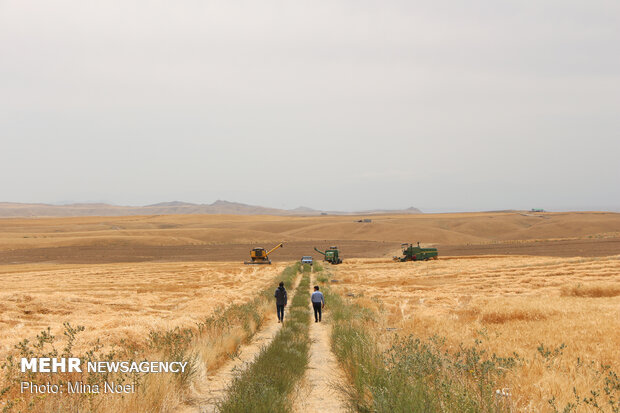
[0,201,422,218]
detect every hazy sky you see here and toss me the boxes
[1,1,619,212]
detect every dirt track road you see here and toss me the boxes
[180,274,303,413]
[294,273,347,412]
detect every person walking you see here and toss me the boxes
[274,281,287,323]
[311,285,325,323]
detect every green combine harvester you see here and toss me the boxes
[394,242,438,262]
[314,246,343,264]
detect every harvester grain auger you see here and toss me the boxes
[393,242,438,262]
[314,246,342,264]
[244,243,284,265]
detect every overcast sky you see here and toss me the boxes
[1,1,619,212]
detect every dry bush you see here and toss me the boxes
[480,309,547,324]
[561,283,620,298]
[480,304,550,324]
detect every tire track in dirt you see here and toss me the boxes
[179,273,303,413]
[294,271,347,413]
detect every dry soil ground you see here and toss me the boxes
[294,272,348,413]
[0,212,618,265]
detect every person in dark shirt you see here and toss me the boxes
[274,281,287,323]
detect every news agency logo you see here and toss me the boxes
[21,357,81,373]
[19,358,190,395]
[20,357,189,373]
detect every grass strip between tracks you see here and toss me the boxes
[218,264,312,413]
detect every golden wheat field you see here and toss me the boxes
[0,212,619,411]
[331,256,620,411]
[0,262,286,355]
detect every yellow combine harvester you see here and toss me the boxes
[244,243,284,265]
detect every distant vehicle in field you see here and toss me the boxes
[393,242,438,262]
[314,246,342,264]
[301,256,314,265]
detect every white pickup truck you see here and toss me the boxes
[300,256,313,265]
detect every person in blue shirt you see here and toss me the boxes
[311,285,325,322]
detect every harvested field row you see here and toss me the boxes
[0,240,400,265]
[1,212,619,265]
[1,236,618,266]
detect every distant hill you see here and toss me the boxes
[146,201,196,207]
[0,201,423,218]
[354,206,422,214]
[291,206,317,213]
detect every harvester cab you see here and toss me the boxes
[393,242,438,262]
[314,246,342,264]
[244,243,284,265]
